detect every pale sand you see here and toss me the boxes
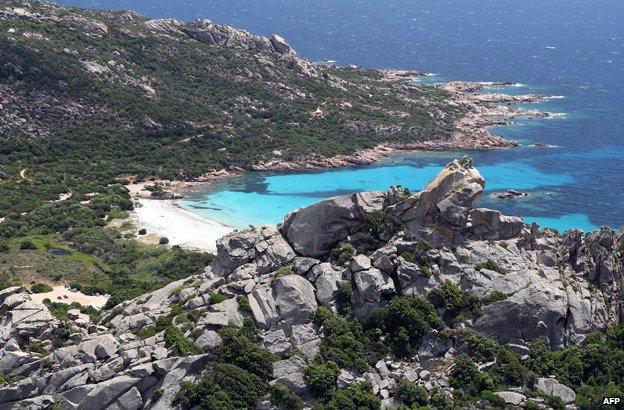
[132,199,233,252]
[30,286,109,309]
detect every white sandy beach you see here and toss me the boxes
[132,199,233,252]
[30,286,109,309]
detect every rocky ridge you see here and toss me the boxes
[0,158,621,409]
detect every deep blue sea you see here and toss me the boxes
[57,0,624,232]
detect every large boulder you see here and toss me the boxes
[536,377,576,404]
[214,226,295,275]
[272,275,318,326]
[389,158,485,234]
[474,280,569,349]
[313,264,344,309]
[469,208,524,240]
[282,191,385,257]
[198,298,243,328]
[248,274,318,329]
[352,268,395,320]
[271,356,308,395]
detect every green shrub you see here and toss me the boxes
[394,379,428,406]
[212,363,268,408]
[159,237,169,245]
[274,265,292,278]
[422,265,432,277]
[330,243,356,264]
[449,354,479,388]
[480,390,506,408]
[419,240,434,252]
[429,386,453,409]
[456,329,501,362]
[51,325,71,348]
[524,400,540,410]
[481,290,507,305]
[136,326,158,340]
[372,295,443,358]
[26,341,47,355]
[210,292,231,305]
[138,228,147,235]
[20,240,37,250]
[217,325,278,381]
[400,251,415,263]
[238,295,252,313]
[315,309,370,372]
[31,283,53,293]
[474,259,506,274]
[0,242,9,253]
[270,384,304,410]
[544,394,565,410]
[336,280,353,315]
[43,299,101,323]
[164,326,201,356]
[315,306,333,326]
[306,361,340,397]
[427,282,482,322]
[324,382,381,409]
[179,363,267,409]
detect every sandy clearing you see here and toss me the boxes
[30,286,109,309]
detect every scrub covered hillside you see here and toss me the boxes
[0,0,465,313]
[0,0,461,197]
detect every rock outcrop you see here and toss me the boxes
[0,158,621,408]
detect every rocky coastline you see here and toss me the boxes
[125,79,555,204]
[1,158,621,409]
[204,81,555,175]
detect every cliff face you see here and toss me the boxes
[1,159,621,408]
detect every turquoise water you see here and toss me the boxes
[179,147,597,232]
[57,0,624,233]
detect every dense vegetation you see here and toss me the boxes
[307,287,624,409]
[176,321,280,409]
[449,327,624,409]
[0,0,462,217]
[0,0,462,310]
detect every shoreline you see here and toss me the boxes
[125,80,558,252]
[129,198,233,252]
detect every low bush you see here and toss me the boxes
[394,379,428,407]
[210,292,231,304]
[31,283,53,293]
[20,240,37,250]
[371,295,443,358]
[474,259,507,274]
[305,361,340,397]
[270,384,304,410]
[330,243,356,264]
[324,382,381,409]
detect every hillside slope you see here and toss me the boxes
[0,0,463,181]
[0,159,622,409]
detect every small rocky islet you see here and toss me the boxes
[1,159,621,409]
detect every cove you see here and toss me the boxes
[179,153,599,234]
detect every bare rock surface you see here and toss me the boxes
[0,158,621,409]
